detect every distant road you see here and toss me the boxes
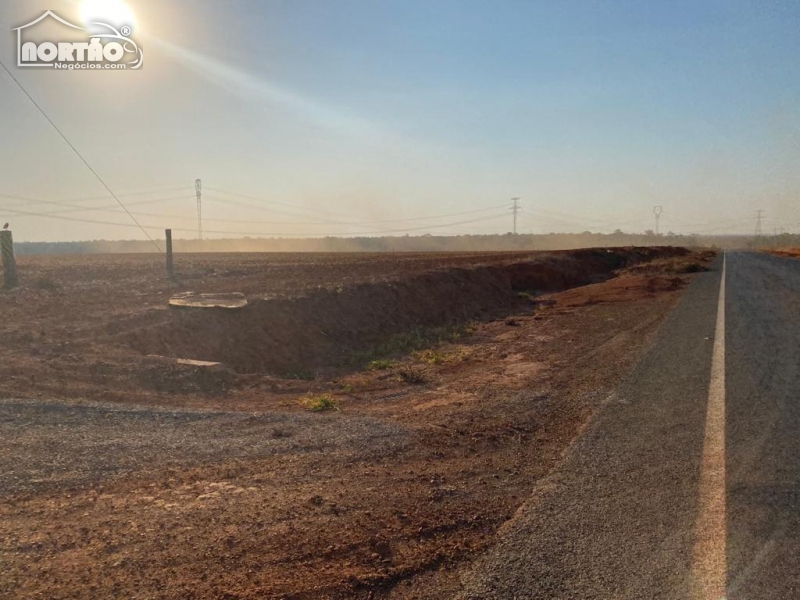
[457,251,800,599]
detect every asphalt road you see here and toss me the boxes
[457,251,800,599]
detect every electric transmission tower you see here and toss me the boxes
[755,209,764,238]
[511,197,521,234]
[653,206,663,236]
[195,178,203,241]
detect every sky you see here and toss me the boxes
[1,0,799,242]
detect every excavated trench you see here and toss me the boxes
[125,247,688,374]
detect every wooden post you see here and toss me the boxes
[165,229,174,279]
[1,230,19,289]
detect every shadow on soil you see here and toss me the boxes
[125,247,690,375]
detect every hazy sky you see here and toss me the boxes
[1,0,799,242]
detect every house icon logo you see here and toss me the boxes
[13,10,143,70]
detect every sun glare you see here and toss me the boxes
[80,0,138,32]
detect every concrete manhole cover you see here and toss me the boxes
[169,292,248,310]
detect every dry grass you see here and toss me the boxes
[300,394,340,412]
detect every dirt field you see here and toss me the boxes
[0,248,715,599]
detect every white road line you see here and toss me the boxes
[691,253,727,599]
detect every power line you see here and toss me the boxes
[28,195,195,217]
[3,205,511,237]
[4,207,174,231]
[519,205,757,235]
[207,188,511,226]
[7,200,764,238]
[1,187,193,210]
[663,221,753,234]
[206,195,341,223]
[9,181,618,233]
[0,193,193,216]
[57,185,193,203]
[204,199,510,226]
[0,58,163,252]
[206,187,360,221]
[517,211,645,231]
[1,191,511,227]
[662,214,752,227]
[521,204,645,228]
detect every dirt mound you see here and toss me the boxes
[623,249,716,275]
[769,248,800,259]
[125,247,688,374]
[546,275,686,308]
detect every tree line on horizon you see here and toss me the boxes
[13,230,781,255]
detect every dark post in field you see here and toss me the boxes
[1,229,19,289]
[165,228,174,279]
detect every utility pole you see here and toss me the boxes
[653,206,663,236]
[755,209,764,238]
[0,228,18,289]
[511,197,521,235]
[165,229,174,279]
[195,178,203,241]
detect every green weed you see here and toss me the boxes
[368,359,394,371]
[301,394,340,412]
[350,322,477,366]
